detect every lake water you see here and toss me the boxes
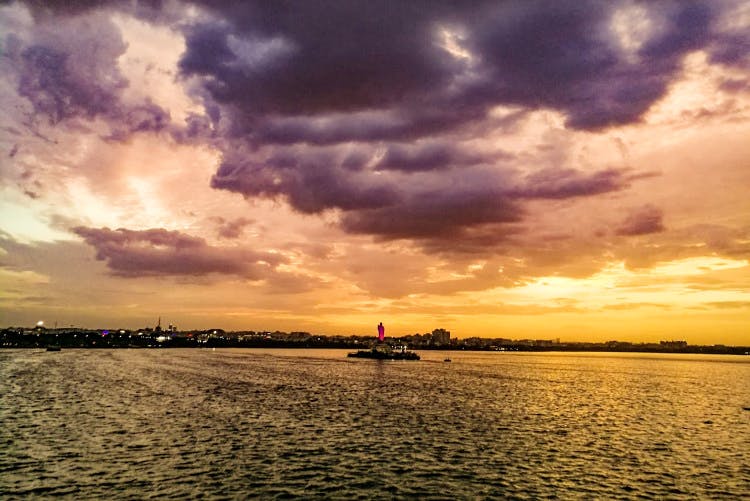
[1,348,749,498]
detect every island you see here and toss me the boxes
[348,346,420,361]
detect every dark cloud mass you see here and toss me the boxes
[179,1,458,116]
[73,226,285,278]
[341,188,524,240]
[8,0,748,250]
[176,1,730,129]
[211,150,400,214]
[174,0,742,247]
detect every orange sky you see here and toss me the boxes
[1,1,749,344]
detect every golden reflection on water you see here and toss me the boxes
[1,349,748,498]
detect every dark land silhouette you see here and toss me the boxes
[1,326,748,355]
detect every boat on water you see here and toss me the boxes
[348,322,420,360]
[347,348,420,361]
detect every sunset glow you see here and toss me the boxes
[1,1,749,344]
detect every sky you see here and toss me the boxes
[1,0,749,344]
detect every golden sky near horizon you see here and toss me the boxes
[1,1,749,344]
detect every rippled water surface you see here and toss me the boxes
[1,348,749,499]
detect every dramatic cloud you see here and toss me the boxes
[211,151,400,214]
[177,1,730,130]
[73,226,285,278]
[178,2,455,116]
[13,14,127,126]
[165,0,746,248]
[4,8,172,142]
[188,1,743,131]
[7,1,748,250]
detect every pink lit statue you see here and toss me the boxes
[377,322,385,342]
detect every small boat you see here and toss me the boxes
[46,345,61,352]
[444,358,452,362]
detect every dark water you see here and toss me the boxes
[1,349,749,499]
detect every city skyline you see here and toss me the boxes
[1,1,749,344]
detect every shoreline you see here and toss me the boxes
[2,327,748,355]
[2,345,749,356]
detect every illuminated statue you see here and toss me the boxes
[377,322,385,342]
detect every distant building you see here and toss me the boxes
[660,340,688,348]
[534,339,556,347]
[432,328,450,345]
